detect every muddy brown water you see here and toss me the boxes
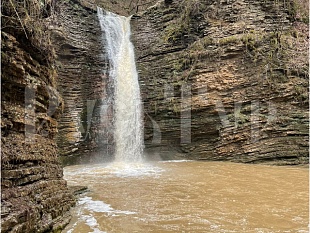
[63,161,308,233]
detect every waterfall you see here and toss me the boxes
[97,7,144,162]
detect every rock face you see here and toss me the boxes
[53,0,158,164]
[52,0,110,164]
[54,0,308,165]
[1,1,75,232]
[132,0,309,164]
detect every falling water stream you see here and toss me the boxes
[63,8,309,233]
[98,7,143,162]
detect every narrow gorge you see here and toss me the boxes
[1,0,309,232]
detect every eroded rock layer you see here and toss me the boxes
[132,0,309,164]
[1,1,75,232]
[52,1,110,164]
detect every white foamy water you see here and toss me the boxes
[66,195,136,233]
[79,196,136,215]
[67,214,107,233]
[98,7,143,162]
[104,162,164,177]
[160,159,193,163]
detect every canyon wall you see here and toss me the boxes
[55,0,308,165]
[1,1,75,232]
[131,0,309,164]
[52,0,109,164]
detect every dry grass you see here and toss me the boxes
[2,0,56,63]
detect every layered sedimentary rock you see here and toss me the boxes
[53,0,159,164]
[52,0,110,164]
[54,0,308,165]
[132,0,309,164]
[1,1,75,232]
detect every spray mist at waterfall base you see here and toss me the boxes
[65,161,163,179]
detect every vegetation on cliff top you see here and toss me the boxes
[2,0,56,64]
[160,0,308,87]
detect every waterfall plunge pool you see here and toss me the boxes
[63,161,308,233]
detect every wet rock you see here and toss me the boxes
[68,186,89,196]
